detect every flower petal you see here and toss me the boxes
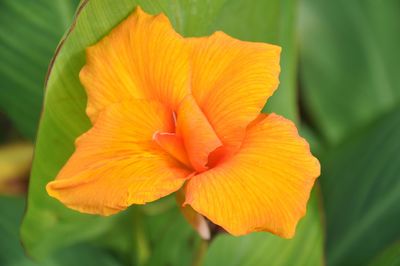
[187,32,281,150]
[153,132,191,169]
[80,7,190,123]
[176,95,222,172]
[185,114,320,237]
[47,100,190,215]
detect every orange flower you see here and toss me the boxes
[47,7,320,238]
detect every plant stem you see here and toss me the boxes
[192,239,209,266]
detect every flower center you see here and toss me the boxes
[153,130,192,169]
[153,98,227,173]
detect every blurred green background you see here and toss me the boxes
[0,0,399,265]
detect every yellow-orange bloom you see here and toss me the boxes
[47,7,320,238]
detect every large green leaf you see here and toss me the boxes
[0,195,123,266]
[369,241,400,266]
[299,0,400,145]
[141,200,201,266]
[0,0,79,140]
[321,106,400,265]
[0,196,36,266]
[22,0,323,264]
[21,0,224,260]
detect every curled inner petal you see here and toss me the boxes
[153,132,191,169]
[153,95,224,173]
[176,95,223,173]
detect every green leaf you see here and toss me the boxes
[369,241,400,266]
[0,195,122,266]
[321,106,400,265]
[20,0,230,260]
[21,0,228,259]
[203,191,324,266]
[44,244,123,266]
[299,0,400,145]
[21,0,323,264]
[142,201,201,266]
[0,196,36,266]
[0,0,79,140]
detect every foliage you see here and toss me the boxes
[0,0,79,140]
